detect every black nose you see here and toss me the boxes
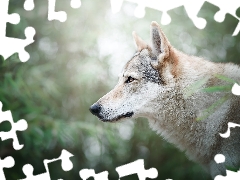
[89,103,101,116]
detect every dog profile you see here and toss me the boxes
[90,21,240,178]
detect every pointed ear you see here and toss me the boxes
[150,21,170,68]
[132,31,148,52]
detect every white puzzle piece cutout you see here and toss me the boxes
[220,122,240,138]
[70,0,82,9]
[219,83,240,137]
[232,83,240,96]
[116,159,158,180]
[214,154,240,180]
[0,102,28,150]
[0,0,35,62]
[20,149,74,180]
[24,0,35,11]
[24,0,81,22]
[112,0,240,35]
[215,170,240,180]
[215,83,240,179]
[79,169,109,180]
[0,156,15,180]
[214,154,226,164]
[48,0,67,22]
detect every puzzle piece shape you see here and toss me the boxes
[166,5,198,36]
[206,0,240,22]
[215,170,240,180]
[20,149,74,180]
[116,159,158,180]
[0,101,28,150]
[0,0,35,62]
[70,0,82,9]
[219,84,240,137]
[122,0,205,28]
[54,149,74,171]
[79,169,109,180]
[220,122,240,138]
[194,1,240,64]
[215,154,226,164]
[24,0,35,11]
[232,83,240,95]
[21,164,51,180]
[215,84,240,178]
[114,0,240,35]
[24,0,81,22]
[0,156,15,180]
[206,0,240,35]
[197,2,239,35]
[48,0,67,22]
[212,82,240,179]
[214,154,240,180]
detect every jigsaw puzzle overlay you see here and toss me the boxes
[220,83,240,139]
[112,0,240,36]
[0,103,159,179]
[116,159,158,180]
[213,83,240,180]
[214,152,240,180]
[0,0,240,180]
[0,0,81,62]
[0,156,15,180]
[0,101,25,180]
[24,0,81,21]
[0,0,35,62]
[79,159,158,180]
[0,101,28,150]
[20,149,74,180]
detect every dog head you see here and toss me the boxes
[90,21,177,122]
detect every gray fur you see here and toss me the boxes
[90,21,240,179]
[137,51,163,84]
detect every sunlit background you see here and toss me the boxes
[0,0,239,179]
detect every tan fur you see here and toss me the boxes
[90,21,240,178]
[132,31,148,51]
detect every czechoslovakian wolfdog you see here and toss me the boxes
[90,21,240,178]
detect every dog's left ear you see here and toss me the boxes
[132,31,148,52]
[150,21,170,68]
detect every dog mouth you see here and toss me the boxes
[99,112,134,122]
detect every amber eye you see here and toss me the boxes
[125,76,135,83]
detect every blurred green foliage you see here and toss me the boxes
[0,1,239,179]
[185,74,237,121]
